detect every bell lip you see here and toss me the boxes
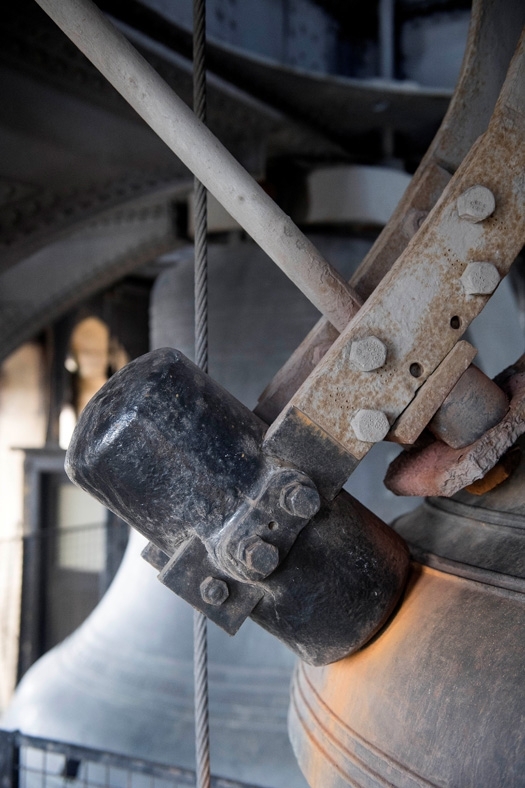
[392,491,525,581]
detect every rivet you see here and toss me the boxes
[351,409,390,443]
[457,185,495,223]
[461,262,501,295]
[280,482,321,519]
[238,536,279,578]
[200,576,229,606]
[349,336,387,372]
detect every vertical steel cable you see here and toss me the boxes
[193,0,208,374]
[192,1,211,788]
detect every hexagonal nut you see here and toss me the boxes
[280,482,321,519]
[461,262,501,296]
[200,576,229,606]
[351,409,390,443]
[349,336,387,372]
[238,536,279,578]
[456,185,495,223]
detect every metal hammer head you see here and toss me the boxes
[66,348,409,665]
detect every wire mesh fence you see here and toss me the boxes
[0,731,264,788]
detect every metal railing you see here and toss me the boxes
[0,731,264,788]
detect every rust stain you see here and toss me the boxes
[385,370,525,497]
[464,445,521,494]
[280,61,525,462]
[390,340,477,444]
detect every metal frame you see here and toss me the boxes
[267,28,525,466]
[0,730,264,788]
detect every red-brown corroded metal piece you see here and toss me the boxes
[384,371,525,498]
[464,446,521,495]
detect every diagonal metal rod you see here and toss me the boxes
[34,0,362,333]
[192,0,211,787]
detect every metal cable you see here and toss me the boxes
[193,0,208,373]
[193,608,210,788]
[192,1,211,788]
[194,176,208,370]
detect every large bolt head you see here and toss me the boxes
[349,336,387,372]
[461,262,501,295]
[280,482,321,519]
[351,409,390,443]
[200,576,229,606]
[238,536,279,578]
[456,185,495,223]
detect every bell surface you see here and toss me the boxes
[289,443,525,787]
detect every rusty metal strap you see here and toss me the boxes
[256,0,525,424]
[265,29,525,477]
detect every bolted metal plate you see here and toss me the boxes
[256,0,525,429]
[390,340,477,444]
[263,406,358,500]
[266,38,525,466]
[158,536,264,635]
[141,540,170,572]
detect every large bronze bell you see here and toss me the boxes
[289,445,525,787]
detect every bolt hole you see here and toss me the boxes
[268,521,278,531]
[410,363,423,378]
[450,316,461,329]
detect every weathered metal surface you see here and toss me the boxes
[65,347,409,665]
[385,367,525,498]
[428,364,509,448]
[390,340,477,444]
[457,186,496,223]
[464,447,520,495]
[290,445,525,786]
[255,169,452,425]
[66,348,268,557]
[256,0,525,422]
[255,319,340,424]
[141,539,169,571]
[394,467,525,578]
[289,565,525,788]
[349,336,388,373]
[249,491,409,666]
[212,466,321,584]
[158,536,264,635]
[266,30,525,467]
[262,406,358,500]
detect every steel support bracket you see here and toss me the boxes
[264,31,525,491]
[157,536,265,635]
